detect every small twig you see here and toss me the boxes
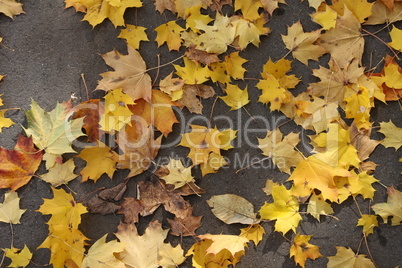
[152,54,161,87]
[81,73,89,100]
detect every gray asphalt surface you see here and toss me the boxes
[0,0,401,267]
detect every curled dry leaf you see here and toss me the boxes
[178,84,215,114]
[85,182,127,215]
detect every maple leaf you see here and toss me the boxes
[331,0,374,23]
[155,20,185,51]
[312,123,360,168]
[177,84,215,114]
[174,0,210,18]
[308,58,364,103]
[290,234,323,268]
[307,193,334,221]
[77,140,118,182]
[116,121,161,177]
[357,214,378,235]
[96,45,152,102]
[372,186,402,226]
[312,4,337,30]
[0,191,26,224]
[349,123,380,162]
[327,247,375,268]
[344,86,372,130]
[262,178,279,196]
[220,83,250,110]
[240,224,265,245]
[187,234,249,267]
[38,225,87,268]
[153,0,176,14]
[258,130,303,174]
[192,13,236,54]
[371,55,402,101]
[82,234,125,268]
[3,245,32,268]
[129,90,179,136]
[159,157,194,189]
[0,94,15,132]
[378,120,402,150]
[118,24,149,49]
[318,7,364,67]
[231,16,264,50]
[0,0,24,19]
[37,187,87,229]
[261,58,300,89]
[257,73,291,111]
[259,184,302,234]
[235,0,263,21]
[85,182,126,215]
[115,221,186,267]
[185,5,213,33]
[0,135,42,191]
[174,57,210,84]
[348,171,378,200]
[72,99,104,142]
[365,1,402,25]
[79,0,143,27]
[24,100,85,168]
[207,194,258,225]
[159,72,184,101]
[225,52,248,80]
[65,0,86,12]
[281,21,325,65]
[288,155,351,202]
[41,158,77,187]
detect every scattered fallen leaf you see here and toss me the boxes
[290,234,323,268]
[0,191,26,224]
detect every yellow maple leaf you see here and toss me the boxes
[82,234,125,267]
[259,184,302,234]
[290,234,323,268]
[77,140,118,182]
[0,94,15,132]
[282,21,326,65]
[192,13,236,54]
[307,193,334,221]
[389,27,402,52]
[312,5,337,30]
[312,123,361,168]
[225,52,248,80]
[115,221,185,267]
[40,158,77,187]
[220,84,250,110]
[331,0,374,23]
[0,191,26,224]
[118,24,149,49]
[288,155,351,202]
[3,245,32,268]
[80,0,142,27]
[96,45,152,102]
[232,17,262,50]
[38,225,87,268]
[160,158,194,189]
[185,5,212,32]
[348,171,378,199]
[327,247,375,268]
[234,0,263,21]
[257,73,291,111]
[0,0,24,19]
[344,85,372,130]
[199,152,228,176]
[100,88,135,132]
[258,130,303,174]
[187,237,246,268]
[378,120,402,150]
[372,186,402,226]
[357,214,378,235]
[174,57,210,84]
[159,72,184,101]
[240,224,265,245]
[261,58,300,89]
[155,20,185,51]
[37,188,87,229]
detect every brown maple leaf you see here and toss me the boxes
[185,47,220,65]
[0,135,43,190]
[85,182,127,215]
[178,84,215,114]
[96,45,152,102]
[118,176,203,236]
[72,99,104,142]
[117,120,162,178]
